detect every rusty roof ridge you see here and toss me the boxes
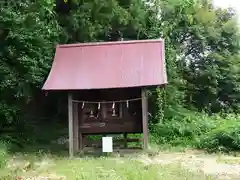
[57,38,164,48]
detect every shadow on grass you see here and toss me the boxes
[7,143,143,158]
[7,143,69,157]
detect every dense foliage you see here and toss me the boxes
[0,0,239,152]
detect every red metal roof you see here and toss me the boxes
[42,39,167,90]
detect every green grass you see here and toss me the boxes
[0,152,213,180]
[217,157,240,164]
[52,158,211,180]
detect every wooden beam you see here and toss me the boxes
[68,93,74,157]
[73,102,79,152]
[141,88,149,150]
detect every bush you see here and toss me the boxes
[197,114,240,152]
[151,108,215,145]
[0,141,9,168]
[151,107,240,152]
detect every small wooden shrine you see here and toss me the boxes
[42,39,167,156]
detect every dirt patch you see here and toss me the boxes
[138,152,240,179]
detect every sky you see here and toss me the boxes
[213,0,240,15]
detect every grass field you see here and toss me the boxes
[1,141,240,180]
[1,152,212,180]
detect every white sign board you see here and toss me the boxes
[102,137,113,152]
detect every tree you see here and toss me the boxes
[0,1,60,124]
[56,0,155,43]
[158,0,240,113]
[0,0,239,145]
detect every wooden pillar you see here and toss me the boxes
[73,102,79,152]
[79,133,83,152]
[141,88,149,150]
[124,133,128,148]
[68,93,74,157]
